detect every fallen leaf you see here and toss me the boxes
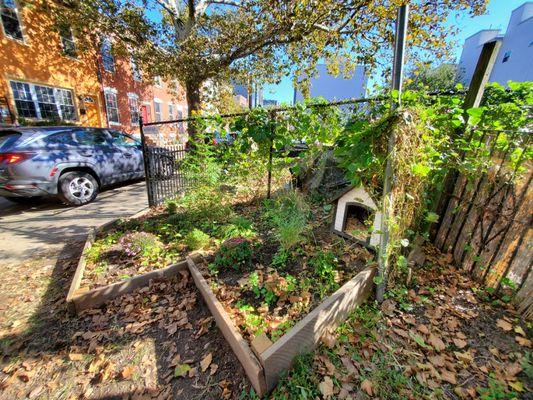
[428,355,445,368]
[28,385,43,399]
[121,365,134,380]
[514,326,526,337]
[515,336,532,347]
[452,338,468,349]
[174,363,191,378]
[380,299,396,316]
[200,353,212,372]
[441,369,456,384]
[496,319,513,332]
[508,381,524,392]
[417,324,430,335]
[68,353,84,361]
[319,376,334,399]
[210,363,218,376]
[454,351,474,364]
[361,379,373,396]
[321,331,337,348]
[428,334,446,351]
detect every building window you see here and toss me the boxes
[502,51,511,63]
[101,39,115,73]
[35,85,59,119]
[128,95,139,125]
[10,80,77,121]
[154,101,162,121]
[154,76,162,87]
[1,0,23,41]
[168,104,174,120]
[10,81,36,118]
[104,89,119,124]
[131,57,141,81]
[56,88,76,120]
[58,23,76,58]
[177,109,184,133]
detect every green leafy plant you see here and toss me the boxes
[166,200,178,214]
[219,216,256,239]
[308,250,339,296]
[120,231,164,260]
[214,237,253,270]
[184,229,211,250]
[477,375,519,400]
[264,190,309,250]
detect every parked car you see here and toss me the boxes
[0,126,145,206]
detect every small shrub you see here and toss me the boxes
[219,216,256,239]
[264,190,309,250]
[214,237,253,270]
[184,229,211,250]
[120,232,163,259]
[166,201,178,214]
[271,248,291,268]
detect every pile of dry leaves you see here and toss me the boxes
[273,245,532,399]
[1,268,250,399]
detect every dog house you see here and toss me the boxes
[331,186,382,248]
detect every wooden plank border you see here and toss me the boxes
[186,257,268,396]
[70,260,189,312]
[66,207,160,312]
[260,266,376,391]
[186,257,376,395]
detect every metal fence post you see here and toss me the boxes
[376,4,409,302]
[139,115,154,207]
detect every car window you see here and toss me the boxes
[108,130,139,147]
[74,130,109,145]
[0,131,21,150]
[43,131,76,146]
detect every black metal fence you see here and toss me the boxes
[138,96,384,207]
[139,118,192,207]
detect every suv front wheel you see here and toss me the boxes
[58,171,99,206]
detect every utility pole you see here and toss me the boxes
[376,4,409,302]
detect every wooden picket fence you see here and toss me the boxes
[434,129,532,318]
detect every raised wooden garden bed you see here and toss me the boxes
[66,208,200,312]
[187,257,376,396]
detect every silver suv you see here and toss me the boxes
[0,127,144,206]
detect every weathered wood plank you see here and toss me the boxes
[435,175,467,251]
[260,266,376,392]
[186,258,267,396]
[71,260,188,312]
[66,228,95,306]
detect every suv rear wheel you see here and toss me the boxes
[58,171,99,206]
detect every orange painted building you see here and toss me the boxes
[0,1,104,127]
[0,0,188,145]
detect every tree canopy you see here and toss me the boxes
[406,63,459,92]
[40,0,486,122]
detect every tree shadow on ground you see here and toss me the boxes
[0,241,249,399]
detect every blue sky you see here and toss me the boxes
[263,0,527,104]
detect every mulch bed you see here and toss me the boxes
[199,201,374,344]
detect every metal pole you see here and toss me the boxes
[139,115,154,207]
[376,4,409,302]
[267,113,274,199]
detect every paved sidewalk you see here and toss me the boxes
[0,181,148,264]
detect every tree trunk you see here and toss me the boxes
[185,80,202,139]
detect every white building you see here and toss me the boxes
[293,64,367,103]
[458,2,533,86]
